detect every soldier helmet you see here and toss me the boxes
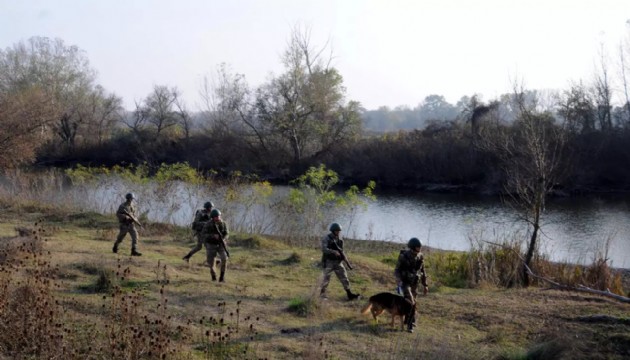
[210,209,221,218]
[204,201,214,209]
[125,193,135,200]
[329,223,342,232]
[407,237,422,249]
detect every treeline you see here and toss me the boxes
[2,32,630,194]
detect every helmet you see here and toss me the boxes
[210,209,221,218]
[204,201,214,210]
[407,237,422,249]
[329,223,342,232]
[125,193,135,200]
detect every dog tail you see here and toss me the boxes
[360,302,372,315]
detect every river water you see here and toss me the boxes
[344,191,630,269]
[60,180,630,269]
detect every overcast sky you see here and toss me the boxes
[1,0,629,111]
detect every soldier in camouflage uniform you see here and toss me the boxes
[183,201,214,262]
[113,192,142,256]
[395,237,429,332]
[201,209,229,282]
[319,223,360,300]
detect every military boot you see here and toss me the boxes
[182,254,191,262]
[210,271,217,281]
[319,288,328,300]
[112,244,118,253]
[406,312,416,333]
[346,289,360,300]
[219,271,225,283]
[131,249,142,256]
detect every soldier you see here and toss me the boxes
[319,223,360,300]
[113,192,142,256]
[200,209,229,282]
[395,237,429,333]
[183,201,214,262]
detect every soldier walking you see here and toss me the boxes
[183,201,214,262]
[395,237,429,333]
[113,192,142,256]
[201,209,229,282]
[319,223,360,300]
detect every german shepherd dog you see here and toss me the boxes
[361,292,415,331]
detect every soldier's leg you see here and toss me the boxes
[129,225,141,255]
[113,224,128,253]
[334,264,360,300]
[333,263,351,290]
[218,249,227,282]
[401,283,417,331]
[319,265,334,297]
[206,244,218,281]
[183,234,203,260]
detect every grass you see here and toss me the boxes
[0,202,629,359]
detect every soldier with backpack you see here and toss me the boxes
[183,201,214,262]
[395,237,429,333]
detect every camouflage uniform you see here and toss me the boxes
[394,248,428,330]
[201,218,229,282]
[113,199,140,255]
[183,208,212,261]
[319,231,359,300]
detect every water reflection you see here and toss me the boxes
[68,181,630,269]
[344,191,630,269]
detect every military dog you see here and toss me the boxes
[360,292,415,331]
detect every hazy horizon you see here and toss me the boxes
[1,0,629,111]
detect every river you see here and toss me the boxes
[61,180,630,269]
[344,191,630,269]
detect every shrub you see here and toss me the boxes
[287,297,318,317]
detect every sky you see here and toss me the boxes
[1,0,629,111]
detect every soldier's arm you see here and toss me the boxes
[394,253,405,283]
[419,255,428,290]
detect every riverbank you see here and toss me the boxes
[1,202,629,359]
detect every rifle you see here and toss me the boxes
[329,237,353,270]
[213,222,230,258]
[121,210,143,228]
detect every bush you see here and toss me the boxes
[287,297,318,317]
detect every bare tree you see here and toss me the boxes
[135,85,180,139]
[619,23,630,126]
[199,64,255,138]
[126,100,149,137]
[593,44,613,131]
[0,37,98,154]
[254,25,362,165]
[557,82,596,134]
[478,86,568,286]
[85,86,124,145]
[174,96,192,139]
[0,88,57,168]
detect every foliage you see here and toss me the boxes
[273,164,375,243]
[0,87,57,168]
[154,162,203,184]
[287,296,318,317]
[0,36,123,158]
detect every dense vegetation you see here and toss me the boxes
[2,31,630,194]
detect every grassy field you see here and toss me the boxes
[1,202,629,359]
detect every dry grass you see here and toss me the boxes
[0,203,629,359]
